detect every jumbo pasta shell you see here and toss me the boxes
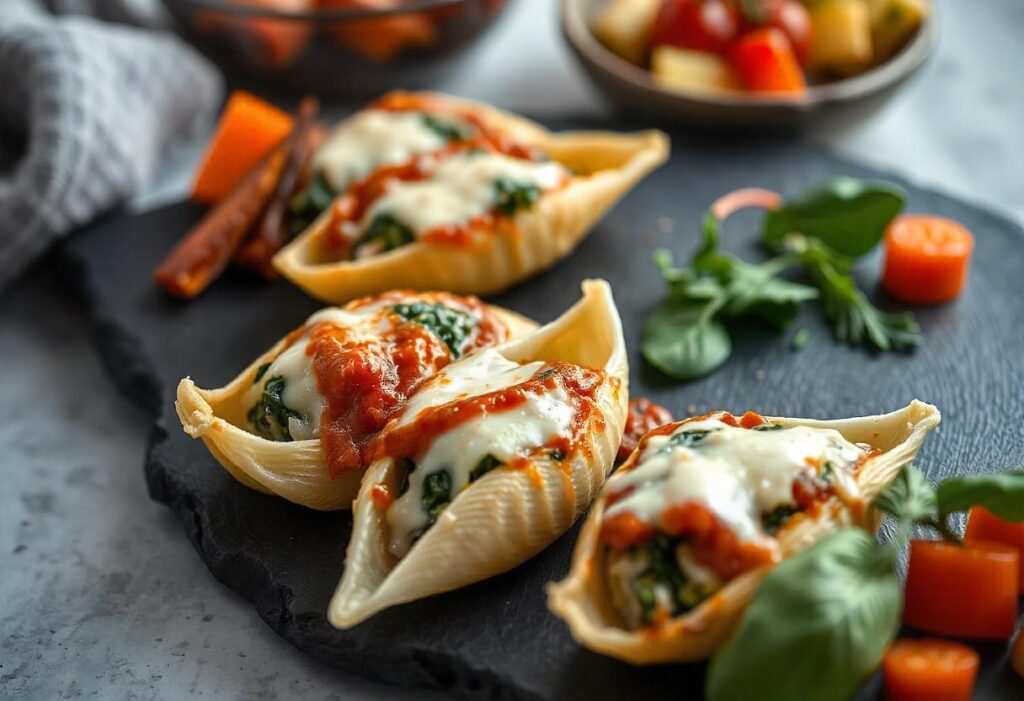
[547,400,941,664]
[273,93,669,304]
[328,279,629,628]
[174,298,537,511]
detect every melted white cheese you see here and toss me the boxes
[313,110,471,192]
[605,419,865,543]
[359,150,568,238]
[385,350,574,557]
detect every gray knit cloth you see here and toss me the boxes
[0,0,224,289]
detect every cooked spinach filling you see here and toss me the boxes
[753,423,784,431]
[628,535,717,624]
[390,301,477,358]
[420,114,473,142]
[761,504,801,535]
[288,172,336,236]
[401,454,505,539]
[248,375,299,442]
[354,213,415,256]
[493,177,542,216]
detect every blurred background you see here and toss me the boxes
[1,0,1021,698]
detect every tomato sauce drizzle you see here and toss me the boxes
[307,292,508,477]
[371,361,605,466]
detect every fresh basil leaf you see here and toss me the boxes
[721,257,818,324]
[873,465,937,529]
[764,178,906,258]
[935,470,1024,521]
[642,299,732,380]
[707,529,901,701]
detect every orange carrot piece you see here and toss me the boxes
[964,506,1024,593]
[903,539,1019,639]
[882,638,979,701]
[192,91,293,205]
[320,0,437,61]
[882,215,974,305]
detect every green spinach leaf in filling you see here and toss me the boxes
[248,375,299,442]
[493,177,542,216]
[390,301,477,358]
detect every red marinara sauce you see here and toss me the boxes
[371,361,606,466]
[308,292,509,477]
[599,410,837,583]
[616,398,674,463]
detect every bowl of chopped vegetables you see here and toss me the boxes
[561,0,936,130]
[162,0,513,97]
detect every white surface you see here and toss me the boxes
[3,0,1022,698]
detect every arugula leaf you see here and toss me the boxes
[707,529,902,701]
[493,178,542,216]
[642,298,732,380]
[391,301,477,358]
[764,178,906,258]
[935,470,1024,521]
[797,238,921,351]
[355,213,414,256]
[247,375,299,442]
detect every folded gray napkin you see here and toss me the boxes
[0,0,224,290]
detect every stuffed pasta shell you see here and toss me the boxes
[547,401,941,664]
[273,91,669,303]
[328,279,628,628]
[175,291,536,510]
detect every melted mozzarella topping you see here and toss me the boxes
[360,151,568,238]
[386,350,575,557]
[605,418,866,543]
[242,301,396,441]
[313,110,471,191]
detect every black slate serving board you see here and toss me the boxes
[63,126,1024,700]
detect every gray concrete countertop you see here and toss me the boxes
[2,0,1022,698]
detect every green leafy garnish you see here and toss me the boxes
[391,301,477,358]
[493,177,542,216]
[468,454,502,482]
[934,470,1024,521]
[706,529,902,701]
[355,213,414,256]
[763,178,905,259]
[247,376,299,442]
[643,178,920,381]
[420,114,472,142]
[421,470,452,526]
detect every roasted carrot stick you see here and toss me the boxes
[192,91,293,205]
[155,139,289,298]
[235,97,321,279]
[882,215,974,304]
[882,638,979,701]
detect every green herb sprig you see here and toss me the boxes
[643,178,922,381]
[706,466,1024,701]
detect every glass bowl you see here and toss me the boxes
[161,0,513,97]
